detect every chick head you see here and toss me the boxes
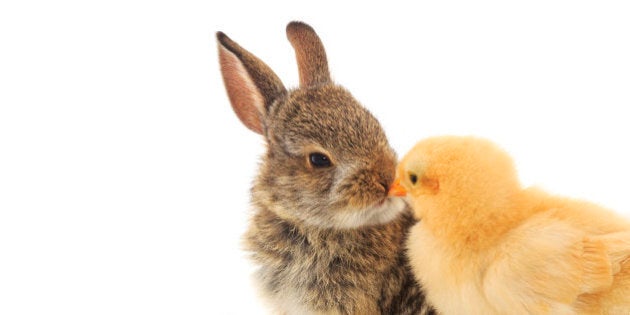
[391,136,521,219]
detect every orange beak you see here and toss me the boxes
[388,177,407,197]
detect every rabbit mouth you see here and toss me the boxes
[328,197,406,229]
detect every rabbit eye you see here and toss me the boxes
[309,153,332,168]
[409,173,418,185]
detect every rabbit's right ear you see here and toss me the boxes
[216,32,287,134]
[286,21,331,87]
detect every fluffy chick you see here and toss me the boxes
[390,136,630,315]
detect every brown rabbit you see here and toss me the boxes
[217,21,434,315]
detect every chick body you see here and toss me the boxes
[396,136,630,315]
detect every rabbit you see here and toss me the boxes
[216,21,435,315]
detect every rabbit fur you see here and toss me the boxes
[217,21,434,315]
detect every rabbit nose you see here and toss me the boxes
[372,152,396,193]
[379,169,395,192]
[378,180,389,193]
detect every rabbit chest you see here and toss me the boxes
[245,208,416,314]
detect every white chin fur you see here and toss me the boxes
[329,197,406,229]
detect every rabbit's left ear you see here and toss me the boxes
[286,21,331,87]
[216,32,286,134]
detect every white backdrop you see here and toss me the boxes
[1,1,629,314]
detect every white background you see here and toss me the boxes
[1,1,629,314]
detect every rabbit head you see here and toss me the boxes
[217,22,404,229]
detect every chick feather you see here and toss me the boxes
[393,136,630,315]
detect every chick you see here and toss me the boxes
[390,136,630,315]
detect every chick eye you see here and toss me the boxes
[409,173,418,185]
[309,153,332,168]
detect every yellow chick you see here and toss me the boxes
[390,136,630,315]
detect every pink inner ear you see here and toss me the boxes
[219,45,265,134]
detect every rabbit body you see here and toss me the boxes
[246,207,423,315]
[217,22,433,314]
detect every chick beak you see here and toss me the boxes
[388,178,407,197]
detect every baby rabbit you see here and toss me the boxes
[217,22,434,314]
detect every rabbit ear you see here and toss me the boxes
[286,21,331,87]
[217,32,287,134]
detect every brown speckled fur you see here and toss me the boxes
[217,21,435,314]
[246,208,431,315]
